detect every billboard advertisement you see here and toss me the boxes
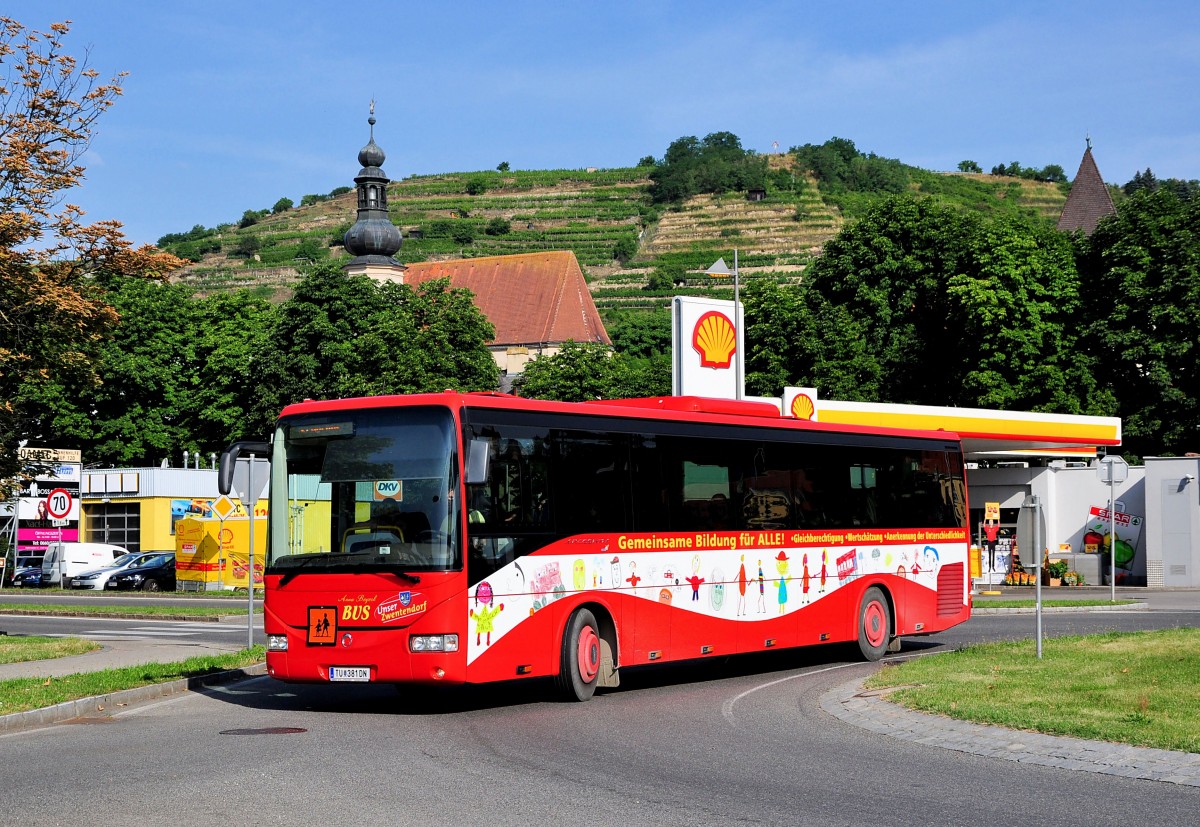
[16,448,82,555]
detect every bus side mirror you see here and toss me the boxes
[466,439,491,486]
[219,441,271,495]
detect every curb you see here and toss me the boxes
[972,601,1148,615]
[0,662,267,735]
[0,610,260,623]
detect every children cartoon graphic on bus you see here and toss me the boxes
[774,551,791,613]
[685,555,705,601]
[737,554,748,616]
[470,581,504,646]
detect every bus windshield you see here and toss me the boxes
[268,406,460,574]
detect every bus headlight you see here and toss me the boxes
[267,635,288,652]
[409,634,459,653]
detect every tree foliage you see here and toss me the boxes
[0,17,186,488]
[251,264,499,430]
[648,132,768,204]
[514,340,669,402]
[1076,188,1200,457]
[744,196,1101,415]
[790,137,908,194]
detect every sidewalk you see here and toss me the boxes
[0,636,248,681]
[822,677,1200,786]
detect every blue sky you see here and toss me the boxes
[11,1,1200,247]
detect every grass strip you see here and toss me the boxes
[866,628,1200,753]
[0,635,100,664]
[0,604,253,618]
[974,599,1140,609]
[0,646,266,716]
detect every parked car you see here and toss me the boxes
[10,565,45,588]
[70,552,162,590]
[42,542,128,587]
[104,553,176,592]
[4,556,41,588]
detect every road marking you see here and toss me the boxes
[722,662,861,725]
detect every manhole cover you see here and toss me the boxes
[220,727,307,735]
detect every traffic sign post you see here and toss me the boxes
[1098,456,1128,602]
[231,455,270,649]
[1017,495,1046,659]
[44,488,72,520]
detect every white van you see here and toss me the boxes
[41,542,128,587]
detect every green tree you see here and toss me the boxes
[514,341,622,401]
[188,290,277,449]
[232,234,261,257]
[649,132,767,204]
[24,278,206,466]
[638,155,657,167]
[254,264,498,423]
[761,196,1098,412]
[272,197,294,214]
[613,236,637,262]
[958,160,982,173]
[465,177,488,195]
[484,217,512,236]
[1076,188,1200,457]
[607,310,672,359]
[514,340,669,401]
[496,161,510,172]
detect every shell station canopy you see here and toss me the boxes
[778,388,1121,461]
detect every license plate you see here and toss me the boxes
[329,666,371,682]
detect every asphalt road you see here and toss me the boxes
[2,600,1199,826]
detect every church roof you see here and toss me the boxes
[402,251,611,348]
[1057,145,1116,235]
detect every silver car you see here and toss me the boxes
[69,552,160,590]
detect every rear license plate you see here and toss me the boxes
[329,666,371,682]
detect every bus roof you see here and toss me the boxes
[278,391,964,446]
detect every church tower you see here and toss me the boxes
[1057,137,1116,236]
[342,103,405,282]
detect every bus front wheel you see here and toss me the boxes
[857,587,891,661]
[555,608,600,701]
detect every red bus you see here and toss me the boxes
[220,392,971,701]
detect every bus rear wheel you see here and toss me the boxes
[857,587,891,661]
[555,608,600,701]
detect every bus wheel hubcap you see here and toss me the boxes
[577,627,600,683]
[864,602,886,648]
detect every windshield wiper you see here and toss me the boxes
[276,555,423,587]
[278,554,327,587]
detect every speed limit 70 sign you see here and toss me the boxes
[45,488,73,519]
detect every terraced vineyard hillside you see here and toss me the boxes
[164,160,1069,303]
[169,168,652,296]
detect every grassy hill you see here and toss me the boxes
[163,156,1070,312]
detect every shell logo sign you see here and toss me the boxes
[790,393,815,420]
[692,311,737,369]
[672,296,742,398]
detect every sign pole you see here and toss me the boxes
[1033,495,1043,659]
[247,453,257,650]
[733,247,741,401]
[1109,478,1116,602]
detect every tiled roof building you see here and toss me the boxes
[1057,141,1116,235]
[402,251,611,377]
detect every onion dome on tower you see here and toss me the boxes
[343,103,405,281]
